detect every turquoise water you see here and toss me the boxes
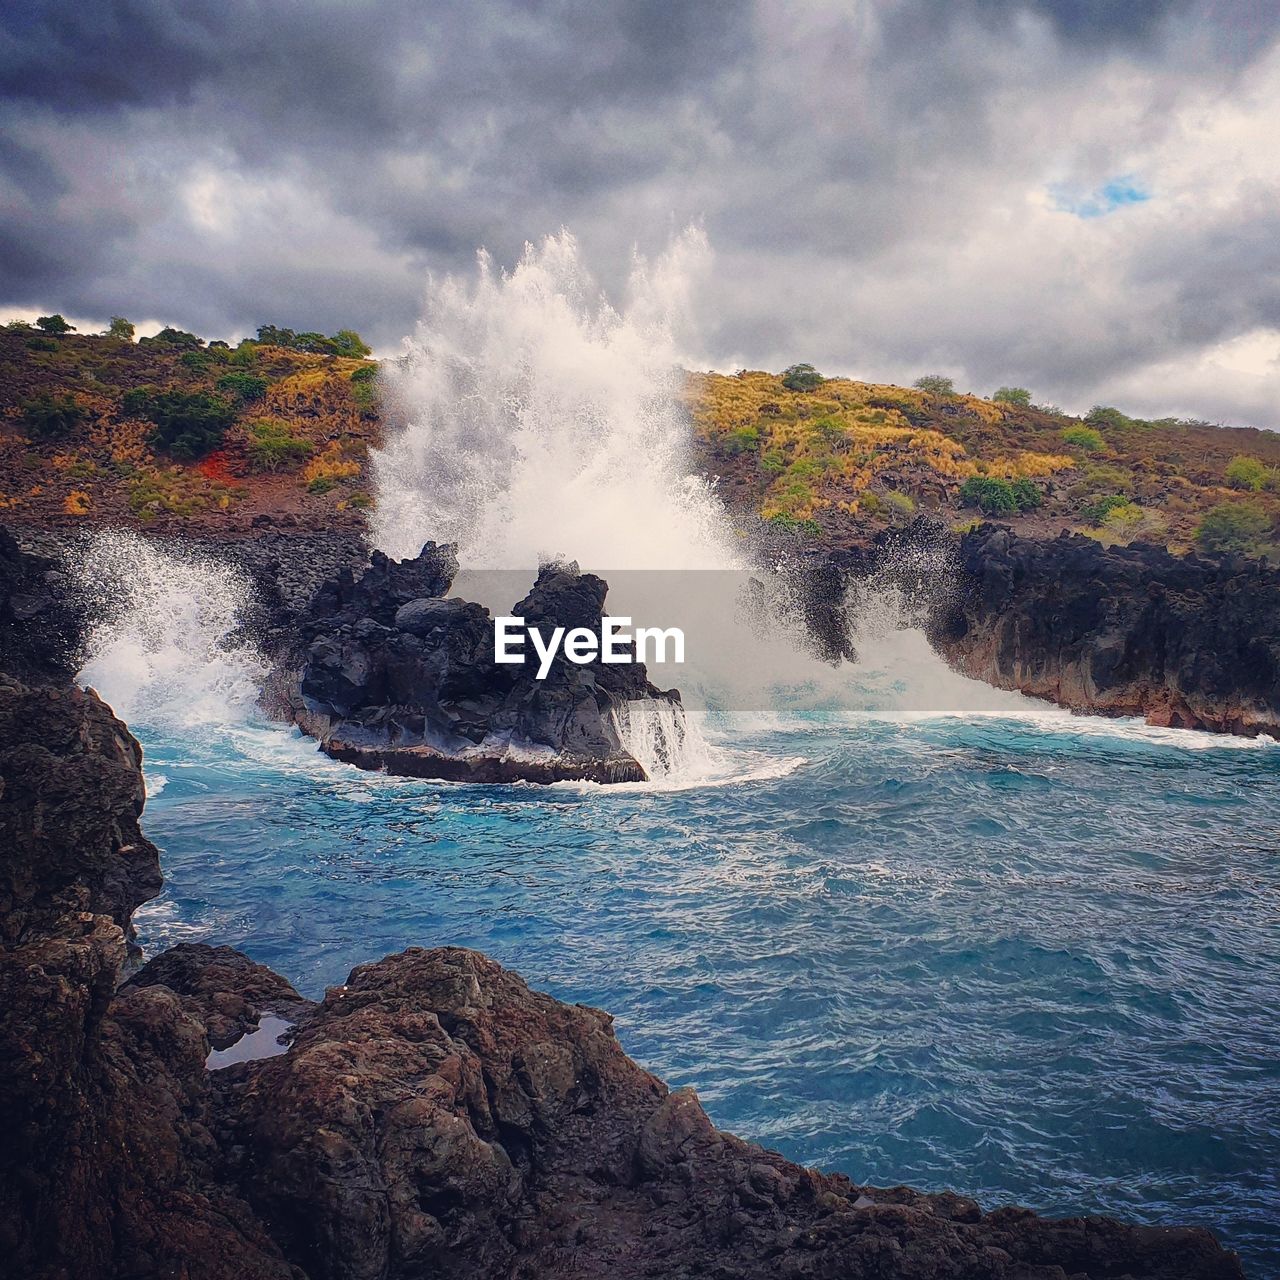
[132,704,1280,1273]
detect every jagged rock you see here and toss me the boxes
[0,676,299,1280]
[213,945,1242,1280]
[0,676,160,945]
[935,525,1280,735]
[0,527,85,683]
[275,546,682,783]
[127,942,314,1049]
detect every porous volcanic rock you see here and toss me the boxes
[0,675,299,1280]
[214,944,1242,1280]
[273,544,682,783]
[127,942,314,1048]
[935,525,1280,735]
[0,527,85,683]
[0,676,160,945]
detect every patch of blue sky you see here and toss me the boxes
[1049,175,1152,218]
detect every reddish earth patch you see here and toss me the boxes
[196,451,234,483]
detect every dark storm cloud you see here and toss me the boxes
[1,0,1279,424]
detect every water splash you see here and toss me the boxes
[73,530,266,730]
[369,227,734,572]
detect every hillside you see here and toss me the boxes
[0,322,377,531]
[689,368,1280,555]
[3,323,1278,556]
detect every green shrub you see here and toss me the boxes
[294,331,338,354]
[107,316,134,340]
[25,336,58,352]
[124,388,237,459]
[1085,405,1135,431]
[20,392,86,440]
[780,363,823,392]
[144,326,203,349]
[1099,503,1166,545]
[958,475,1041,515]
[913,374,956,396]
[246,419,314,472]
[1225,455,1268,492]
[216,371,269,403]
[1083,493,1132,525]
[1061,425,1105,452]
[1010,478,1042,511]
[349,363,378,383]
[255,325,296,348]
[766,512,822,537]
[331,329,372,358]
[723,425,760,455]
[992,386,1032,406]
[230,341,260,367]
[959,476,1017,514]
[36,314,74,334]
[1195,502,1271,556]
[179,349,211,371]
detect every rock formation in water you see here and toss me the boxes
[271,542,681,783]
[934,525,1280,735]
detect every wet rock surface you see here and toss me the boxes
[935,525,1280,735]
[274,544,681,783]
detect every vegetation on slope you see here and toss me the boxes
[0,321,377,528]
[687,368,1280,556]
[4,318,1277,559]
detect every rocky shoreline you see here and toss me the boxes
[14,517,1280,745]
[933,525,1280,737]
[0,524,1256,1275]
[0,683,1245,1277]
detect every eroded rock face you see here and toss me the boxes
[214,946,1242,1280]
[275,545,681,783]
[0,676,160,944]
[0,527,84,684]
[0,677,299,1280]
[936,526,1280,735]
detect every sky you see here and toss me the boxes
[2,0,1279,427]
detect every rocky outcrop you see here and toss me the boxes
[936,525,1280,735]
[274,544,682,783]
[0,676,160,946]
[214,944,1243,1280]
[0,528,85,683]
[0,675,299,1280]
[0,668,1248,1278]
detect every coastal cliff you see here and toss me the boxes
[934,525,1280,736]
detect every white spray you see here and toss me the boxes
[74,530,266,730]
[370,227,733,572]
